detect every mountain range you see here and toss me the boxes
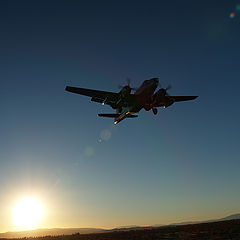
[1,214,239,238]
[170,213,240,226]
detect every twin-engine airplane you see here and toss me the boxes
[65,78,198,124]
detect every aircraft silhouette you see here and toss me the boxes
[65,78,198,124]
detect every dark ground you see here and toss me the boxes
[1,219,240,240]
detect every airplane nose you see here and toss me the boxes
[154,78,159,85]
[149,78,159,87]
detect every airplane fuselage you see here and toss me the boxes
[114,78,159,124]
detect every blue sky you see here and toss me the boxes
[0,0,240,232]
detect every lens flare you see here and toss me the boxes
[229,12,236,18]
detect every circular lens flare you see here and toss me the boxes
[13,197,44,230]
[230,12,236,18]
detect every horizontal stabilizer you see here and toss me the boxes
[98,113,138,118]
[126,114,138,118]
[98,113,119,118]
[171,96,198,102]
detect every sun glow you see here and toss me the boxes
[13,197,45,230]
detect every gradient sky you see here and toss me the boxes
[1,0,240,232]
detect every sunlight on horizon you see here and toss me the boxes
[13,197,45,231]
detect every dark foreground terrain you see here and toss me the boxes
[1,219,240,240]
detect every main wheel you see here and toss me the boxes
[152,108,158,115]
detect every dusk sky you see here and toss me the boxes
[0,0,240,232]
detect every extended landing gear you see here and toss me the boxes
[152,108,158,115]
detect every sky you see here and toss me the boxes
[0,0,240,233]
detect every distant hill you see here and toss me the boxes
[1,220,240,240]
[0,228,106,238]
[1,214,239,238]
[170,213,240,226]
[219,214,240,221]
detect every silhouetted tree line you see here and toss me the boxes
[1,219,240,240]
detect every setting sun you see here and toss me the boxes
[13,197,45,230]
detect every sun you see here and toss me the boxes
[13,197,45,230]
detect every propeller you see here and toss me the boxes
[158,83,172,96]
[165,84,172,96]
[118,78,137,91]
[126,77,131,86]
[166,84,172,91]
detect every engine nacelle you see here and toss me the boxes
[153,88,166,102]
[164,98,174,108]
[120,86,131,98]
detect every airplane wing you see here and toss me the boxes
[170,96,198,102]
[65,86,119,104]
[153,96,198,107]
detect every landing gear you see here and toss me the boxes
[152,108,158,115]
[144,105,151,111]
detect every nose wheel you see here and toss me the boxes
[152,108,158,115]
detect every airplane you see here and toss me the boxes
[65,78,198,124]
